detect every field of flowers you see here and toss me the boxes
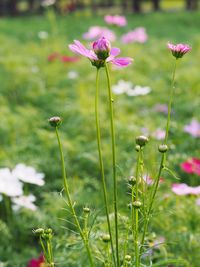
[0,10,200,267]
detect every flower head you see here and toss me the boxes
[28,254,45,267]
[181,158,200,176]
[69,37,133,69]
[184,119,200,138]
[12,194,37,211]
[83,26,116,42]
[104,15,127,27]
[12,163,45,186]
[121,27,148,44]
[167,42,191,59]
[172,183,200,195]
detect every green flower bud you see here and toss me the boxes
[135,135,149,147]
[125,255,131,262]
[128,176,136,186]
[102,234,110,243]
[135,145,140,152]
[33,228,44,235]
[158,144,168,153]
[132,200,142,209]
[83,207,90,214]
[45,228,53,234]
[48,116,62,127]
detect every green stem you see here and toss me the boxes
[95,68,116,267]
[105,63,119,267]
[140,59,178,258]
[55,127,95,267]
[134,150,140,267]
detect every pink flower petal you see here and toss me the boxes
[111,57,133,68]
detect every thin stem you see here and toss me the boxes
[105,63,119,267]
[134,150,140,267]
[164,59,177,145]
[95,68,116,267]
[140,59,178,258]
[55,127,95,267]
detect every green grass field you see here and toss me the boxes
[0,10,200,266]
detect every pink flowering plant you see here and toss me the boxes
[32,39,192,267]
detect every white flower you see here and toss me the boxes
[112,80,133,95]
[38,31,49,40]
[41,0,56,7]
[126,85,151,96]
[67,71,79,79]
[0,168,23,197]
[12,194,37,211]
[12,163,45,186]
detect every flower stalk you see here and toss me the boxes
[54,125,95,267]
[95,68,116,267]
[105,63,120,267]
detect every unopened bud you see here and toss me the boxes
[48,116,62,127]
[33,228,44,235]
[45,228,53,234]
[135,145,140,152]
[135,135,149,147]
[158,144,168,153]
[102,234,110,243]
[132,201,142,209]
[83,207,90,214]
[128,176,136,186]
[125,255,131,262]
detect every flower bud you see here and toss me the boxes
[158,144,168,153]
[167,42,191,59]
[125,255,131,262]
[93,37,111,60]
[132,200,142,209]
[135,145,140,152]
[128,176,136,186]
[135,135,149,147]
[83,207,90,214]
[101,234,110,243]
[48,116,62,127]
[45,228,53,234]
[33,228,44,235]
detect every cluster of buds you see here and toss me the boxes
[33,228,53,241]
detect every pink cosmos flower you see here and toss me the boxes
[152,128,165,140]
[48,52,79,63]
[184,119,200,138]
[104,15,127,27]
[196,198,200,206]
[69,37,133,68]
[181,158,200,176]
[83,26,116,42]
[172,183,200,195]
[167,42,191,59]
[153,104,169,115]
[121,27,148,44]
[28,254,45,267]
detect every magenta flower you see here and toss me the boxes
[104,15,127,27]
[167,42,191,59]
[172,183,200,195]
[27,254,45,267]
[69,37,133,69]
[121,27,148,44]
[184,119,200,138]
[83,26,116,42]
[181,158,200,176]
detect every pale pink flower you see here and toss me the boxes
[181,158,200,176]
[167,42,191,59]
[121,27,148,44]
[152,128,165,140]
[184,119,200,138]
[83,26,116,42]
[69,37,133,68]
[12,194,37,211]
[153,104,169,115]
[172,183,200,195]
[104,15,127,27]
[196,198,200,206]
